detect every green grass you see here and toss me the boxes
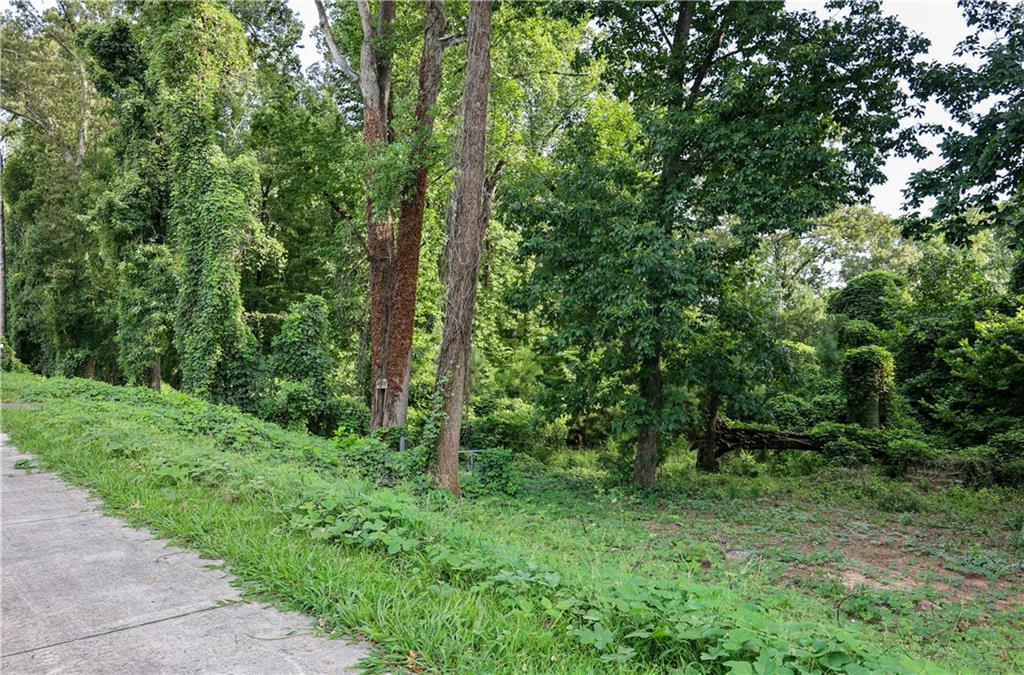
[2,372,1021,673]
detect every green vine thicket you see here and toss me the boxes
[83,18,176,386]
[827,270,908,329]
[840,345,895,428]
[149,1,263,408]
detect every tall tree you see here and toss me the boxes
[433,0,493,496]
[517,0,925,487]
[0,0,115,378]
[82,17,174,390]
[315,0,458,429]
[904,0,1024,291]
[147,0,267,408]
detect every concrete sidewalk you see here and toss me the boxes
[0,433,370,674]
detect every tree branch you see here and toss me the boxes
[355,0,375,41]
[314,0,359,84]
[685,23,726,110]
[441,32,466,49]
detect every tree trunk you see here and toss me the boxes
[316,0,451,431]
[712,425,824,457]
[633,351,662,490]
[149,355,161,392]
[849,391,881,429]
[373,0,449,429]
[697,391,722,472]
[83,357,96,380]
[433,0,493,496]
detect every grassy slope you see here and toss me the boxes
[1,372,1020,673]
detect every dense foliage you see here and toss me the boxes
[1,0,1021,576]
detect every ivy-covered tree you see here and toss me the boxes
[82,17,175,390]
[146,0,272,408]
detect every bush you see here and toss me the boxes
[464,448,521,496]
[762,394,818,430]
[881,438,932,477]
[876,486,924,513]
[465,397,565,462]
[823,436,872,465]
[989,427,1024,487]
[811,422,933,473]
[826,270,909,329]
[333,432,426,488]
[0,337,29,373]
[265,295,345,436]
[837,319,885,349]
[334,393,370,435]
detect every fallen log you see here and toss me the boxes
[714,425,823,458]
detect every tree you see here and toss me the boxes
[517,0,926,488]
[904,0,1023,291]
[315,0,460,430]
[0,0,116,378]
[147,0,270,408]
[433,0,493,496]
[82,17,175,390]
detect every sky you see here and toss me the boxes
[287,0,974,217]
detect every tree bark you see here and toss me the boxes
[316,0,451,431]
[697,391,722,472]
[433,0,493,497]
[633,351,662,490]
[376,0,449,428]
[149,355,161,392]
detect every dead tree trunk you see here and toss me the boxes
[433,0,493,496]
[712,425,824,458]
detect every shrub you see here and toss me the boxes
[882,438,932,477]
[265,295,345,435]
[945,445,999,487]
[762,393,818,430]
[465,397,565,461]
[464,448,521,496]
[0,337,29,373]
[840,346,894,428]
[837,319,885,349]
[876,486,924,513]
[988,427,1024,487]
[826,270,909,329]
[334,393,370,435]
[823,436,872,465]
[333,432,426,488]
